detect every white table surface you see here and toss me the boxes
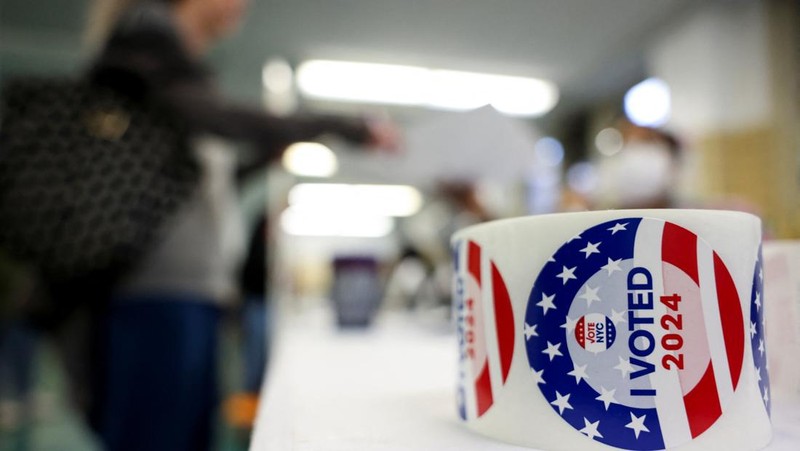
[250,308,800,450]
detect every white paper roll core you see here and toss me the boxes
[452,210,770,450]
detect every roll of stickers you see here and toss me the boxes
[762,240,800,400]
[452,210,770,450]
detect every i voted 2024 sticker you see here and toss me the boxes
[524,218,745,450]
[454,240,515,421]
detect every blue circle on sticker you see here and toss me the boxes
[524,218,745,450]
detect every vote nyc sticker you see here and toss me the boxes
[524,218,745,450]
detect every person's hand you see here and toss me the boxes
[364,116,402,154]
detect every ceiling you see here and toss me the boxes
[1,0,706,120]
[217,0,704,119]
[1,0,719,185]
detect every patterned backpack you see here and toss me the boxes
[0,77,199,291]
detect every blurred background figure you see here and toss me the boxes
[81,1,396,451]
[386,181,494,315]
[220,213,270,443]
[591,121,683,210]
[382,246,434,312]
[2,0,396,450]
[239,216,272,400]
[0,256,37,450]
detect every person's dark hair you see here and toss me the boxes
[617,118,683,160]
[652,128,682,159]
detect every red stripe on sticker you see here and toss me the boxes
[713,252,744,389]
[491,262,514,383]
[468,241,481,285]
[662,222,699,285]
[475,361,493,417]
[683,362,722,438]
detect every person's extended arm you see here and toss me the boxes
[162,82,372,162]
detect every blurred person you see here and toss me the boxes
[221,214,271,440]
[398,181,493,312]
[238,216,271,400]
[592,122,682,210]
[0,254,37,448]
[382,246,434,310]
[587,122,769,240]
[71,1,398,450]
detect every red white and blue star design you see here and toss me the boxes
[524,218,745,450]
[750,249,771,414]
[454,240,515,421]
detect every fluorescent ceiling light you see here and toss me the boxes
[295,60,559,117]
[288,183,423,217]
[624,78,671,127]
[282,142,338,177]
[281,207,394,237]
[296,60,428,106]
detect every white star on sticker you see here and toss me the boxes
[531,368,545,385]
[560,316,578,333]
[550,391,573,415]
[524,322,539,340]
[579,241,602,258]
[763,387,770,404]
[579,418,603,440]
[614,356,634,377]
[607,222,628,235]
[755,292,762,311]
[542,341,563,361]
[759,267,763,282]
[568,363,589,385]
[750,321,757,339]
[556,266,577,285]
[595,387,617,410]
[611,309,627,326]
[578,285,601,307]
[567,233,582,243]
[625,413,650,439]
[537,293,557,315]
[759,338,765,356]
[755,366,762,383]
[601,258,623,276]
